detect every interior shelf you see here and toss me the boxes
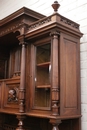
[36,85,51,88]
[37,62,50,67]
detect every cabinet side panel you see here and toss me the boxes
[65,39,77,108]
[60,33,80,116]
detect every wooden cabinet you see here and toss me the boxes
[0,1,83,130]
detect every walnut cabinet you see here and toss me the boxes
[0,1,82,130]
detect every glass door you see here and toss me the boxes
[34,43,51,108]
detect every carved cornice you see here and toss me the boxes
[0,6,82,40]
[0,22,22,37]
[29,16,51,31]
[0,7,45,37]
[26,13,82,39]
[28,14,79,32]
[60,16,79,29]
[0,7,45,26]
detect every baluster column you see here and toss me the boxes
[16,36,26,130]
[51,30,60,116]
[19,43,26,113]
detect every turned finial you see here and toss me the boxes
[52,1,60,13]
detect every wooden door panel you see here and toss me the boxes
[1,78,20,112]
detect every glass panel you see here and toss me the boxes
[34,43,51,108]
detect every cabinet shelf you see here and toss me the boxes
[36,85,51,88]
[37,62,50,67]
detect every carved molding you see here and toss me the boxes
[60,16,79,29]
[29,17,51,31]
[50,30,60,37]
[0,22,29,37]
[0,23,22,37]
[51,87,60,115]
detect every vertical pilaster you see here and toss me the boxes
[51,31,60,116]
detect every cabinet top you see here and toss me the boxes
[25,1,83,39]
[0,1,83,44]
[0,7,45,37]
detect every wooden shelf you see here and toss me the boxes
[36,85,51,88]
[37,62,50,67]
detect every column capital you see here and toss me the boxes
[50,30,60,37]
[17,34,27,45]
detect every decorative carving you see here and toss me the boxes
[0,23,23,37]
[0,22,29,37]
[52,1,60,12]
[13,71,21,77]
[8,88,18,102]
[50,30,60,37]
[19,89,25,113]
[60,16,79,29]
[29,17,51,31]
[52,88,60,115]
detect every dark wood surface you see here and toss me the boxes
[0,1,82,130]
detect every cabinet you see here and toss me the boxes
[0,1,82,130]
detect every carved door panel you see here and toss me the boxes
[1,78,20,112]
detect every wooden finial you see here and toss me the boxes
[52,1,60,13]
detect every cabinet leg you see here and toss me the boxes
[49,119,61,130]
[16,115,26,130]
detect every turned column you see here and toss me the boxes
[50,119,61,130]
[16,115,26,130]
[51,31,60,116]
[19,43,26,113]
[16,36,26,130]
[50,2,61,130]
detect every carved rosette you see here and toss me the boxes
[8,88,18,102]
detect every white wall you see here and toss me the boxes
[1,0,87,130]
